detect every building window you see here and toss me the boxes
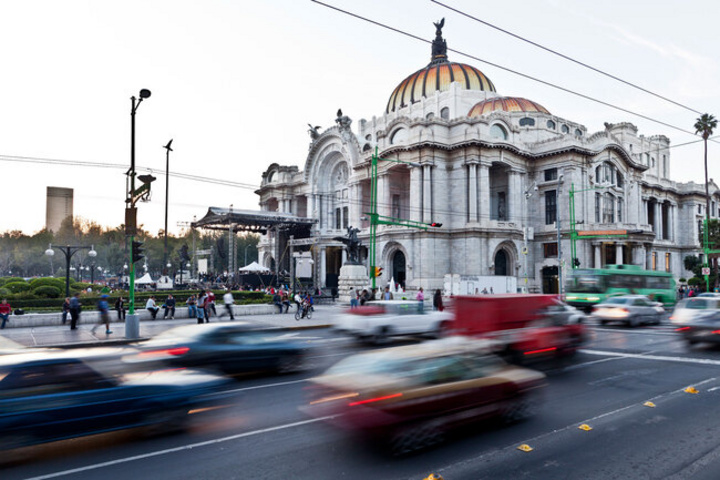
[603,193,615,223]
[617,198,623,223]
[490,124,508,140]
[440,107,450,120]
[335,208,341,230]
[574,128,583,136]
[663,155,667,177]
[665,253,671,272]
[426,112,434,120]
[365,134,372,141]
[595,193,601,223]
[543,242,558,258]
[544,168,558,181]
[652,252,657,271]
[547,120,556,129]
[390,128,408,145]
[699,204,703,214]
[561,124,570,134]
[519,117,535,127]
[651,157,656,168]
[392,194,401,219]
[342,206,349,229]
[545,190,557,225]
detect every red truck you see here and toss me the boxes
[448,294,588,362]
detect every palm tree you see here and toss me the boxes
[695,113,718,280]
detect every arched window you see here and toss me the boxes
[363,143,372,152]
[561,124,570,134]
[490,124,508,140]
[574,128,583,136]
[390,128,408,145]
[365,134,372,141]
[603,193,615,223]
[519,117,535,127]
[267,171,275,183]
[426,112,435,120]
[440,107,450,120]
[547,120,556,129]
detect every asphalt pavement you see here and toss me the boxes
[0,304,339,349]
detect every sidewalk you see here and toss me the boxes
[0,304,339,349]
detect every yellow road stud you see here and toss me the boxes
[685,387,699,394]
[517,444,533,452]
[423,475,444,480]
[578,424,592,431]
[644,401,656,408]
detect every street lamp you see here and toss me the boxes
[45,244,97,298]
[163,139,173,275]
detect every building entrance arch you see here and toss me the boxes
[494,250,508,276]
[392,250,407,289]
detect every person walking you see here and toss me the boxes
[146,296,160,320]
[163,294,176,319]
[115,296,126,321]
[416,287,425,302]
[433,289,444,311]
[206,290,217,318]
[221,289,235,320]
[0,298,11,329]
[196,290,208,324]
[91,294,112,335]
[61,297,71,324]
[383,286,393,300]
[186,294,197,319]
[69,293,81,330]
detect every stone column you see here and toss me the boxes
[377,174,387,219]
[616,243,624,264]
[320,247,327,288]
[509,170,522,222]
[479,162,490,225]
[423,164,432,223]
[468,163,478,223]
[657,202,664,240]
[594,244,602,268]
[410,166,422,222]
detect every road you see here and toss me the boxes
[6,314,720,480]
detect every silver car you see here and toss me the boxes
[591,295,664,327]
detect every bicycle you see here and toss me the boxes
[294,303,313,321]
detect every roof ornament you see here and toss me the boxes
[430,18,448,64]
[307,124,322,140]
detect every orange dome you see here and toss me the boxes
[468,97,550,117]
[386,62,496,114]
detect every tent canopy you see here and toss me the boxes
[135,273,155,284]
[239,261,270,273]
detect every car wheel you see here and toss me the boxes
[143,409,190,437]
[277,355,304,374]
[501,393,539,424]
[628,316,640,328]
[599,319,608,326]
[373,327,392,345]
[389,420,445,456]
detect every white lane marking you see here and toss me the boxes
[224,378,308,394]
[23,415,338,480]
[581,349,720,366]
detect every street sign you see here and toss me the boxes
[702,267,711,276]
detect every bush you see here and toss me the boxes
[3,281,31,294]
[33,285,62,298]
[30,277,67,290]
[679,278,687,283]
[0,277,25,287]
[0,287,10,298]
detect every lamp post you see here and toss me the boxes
[163,139,173,275]
[45,244,97,298]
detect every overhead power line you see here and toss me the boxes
[310,0,705,139]
[431,0,704,115]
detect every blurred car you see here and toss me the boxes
[674,310,720,346]
[303,337,546,455]
[129,322,309,376]
[0,349,233,450]
[590,295,664,327]
[696,293,720,298]
[332,300,454,344]
[670,297,720,326]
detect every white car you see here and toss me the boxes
[670,297,720,325]
[333,300,454,344]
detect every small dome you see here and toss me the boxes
[468,97,550,117]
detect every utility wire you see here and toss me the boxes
[431,0,704,115]
[311,0,703,139]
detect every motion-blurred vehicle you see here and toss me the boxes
[670,297,720,326]
[303,338,546,455]
[450,295,587,362]
[130,322,308,376]
[332,300,453,344]
[674,310,720,346]
[590,295,664,327]
[696,293,720,298]
[0,349,232,450]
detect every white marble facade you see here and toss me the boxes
[255,26,719,294]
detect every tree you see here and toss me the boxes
[695,113,718,245]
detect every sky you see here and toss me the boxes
[2,0,719,236]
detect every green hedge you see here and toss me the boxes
[4,281,31,294]
[33,285,62,299]
[0,277,25,287]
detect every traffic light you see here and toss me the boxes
[572,257,581,268]
[131,241,145,264]
[374,266,383,277]
[428,222,443,227]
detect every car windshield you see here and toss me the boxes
[326,354,412,378]
[604,297,630,305]
[567,273,605,293]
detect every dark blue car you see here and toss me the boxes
[0,349,233,450]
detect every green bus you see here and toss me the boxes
[565,264,676,311]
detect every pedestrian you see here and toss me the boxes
[61,297,71,324]
[146,296,160,319]
[350,289,359,309]
[0,298,11,329]
[91,294,112,335]
[416,287,425,302]
[69,293,81,330]
[281,291,291,313]
[433,289,444,311]
[163,294,176,319]
[221,288,235,320]
[359,289,370,306]
[490,287,494,294]
[115,296,126,321]
[294,292,303,312]
[186,294,197,318]
[206,290,217,317]
[383,286,393,300]
[481,287,488,294]
[197,290,208,324]
[273,291,282,313]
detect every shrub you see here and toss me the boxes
[30,277,67,290]
[33,285,62,298]
[3,281,31,294]
[679,278,687,283]
[0,287,10,298]
[0,277,25,287]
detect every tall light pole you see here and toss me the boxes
[556,173,564,295]
[163,139,173,275]
[45,244,96,298]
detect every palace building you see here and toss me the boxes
[254,21,717,294]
